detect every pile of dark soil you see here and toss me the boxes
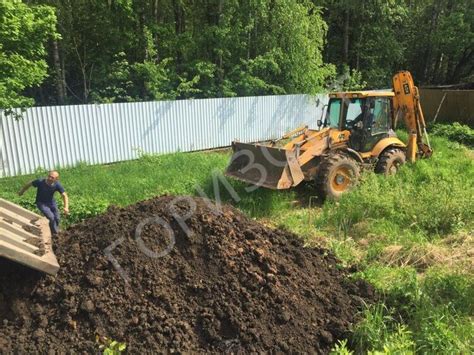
[0,196,374,353]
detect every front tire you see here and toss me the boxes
[375,148,406,175]
[316,153,360,200]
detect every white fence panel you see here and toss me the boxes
[0,94,328,177]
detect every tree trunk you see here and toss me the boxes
[82,65,88,103]
[343,10,350,64]
[52,39,66,104]
[217,0,224,91]
[173,0,184,68]
[433,52,443,84]
[154,0,159,21]
[60,47,66,98]
[450,49,474,83]
[422,2,441,83]
[73,40,89,103]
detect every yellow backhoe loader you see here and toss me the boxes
[226,71,432,199]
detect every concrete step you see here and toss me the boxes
[0,228,39,253]
[0,220,41,240]
[0,198,60,275]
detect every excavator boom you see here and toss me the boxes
[392,71,433,162]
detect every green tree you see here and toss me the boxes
[0,0,57,115]
[405,0,474,84]
[323,0,409,88]
[6,0,472,106]
[322,0,473,87]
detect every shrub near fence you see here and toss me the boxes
[430,123,474,147]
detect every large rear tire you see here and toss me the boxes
[316,153,360,200]
[375,148,406,176]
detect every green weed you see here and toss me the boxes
[97,337,126,355]
[350,303,415,353]
[330,339,353,354]
[415,304,473,353]
[351,265,474,353]
[329,238,361,267]
[430,122,474,147]
[422,267,474,315]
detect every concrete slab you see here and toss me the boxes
[0,199,41,221]
[0,240,59,275]
[0,230,39,253]
[0,208,40,231]
[0,198,60,275]
[0,220,41,240]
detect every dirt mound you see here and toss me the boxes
[0,196,374,353]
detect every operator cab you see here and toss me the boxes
[323,92,395,152]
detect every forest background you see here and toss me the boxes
[1,0,473,112]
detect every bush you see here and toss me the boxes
[430,122,474,147]
[59,197,109,226]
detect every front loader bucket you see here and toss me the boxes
[0,198,59,275]
[225,142,304,189]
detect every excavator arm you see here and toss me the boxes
[392,71,433,162]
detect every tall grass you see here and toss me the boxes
[351,266,474,353]
[315,134,474,353]
[316,136,474,241]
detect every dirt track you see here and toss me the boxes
[0,196,374,353]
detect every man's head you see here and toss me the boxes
[46,170,59,185]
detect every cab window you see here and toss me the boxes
[370,98,391,135]
[326,99,341,128]
[345,99,364,129]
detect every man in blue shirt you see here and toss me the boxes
[18,170,69,235]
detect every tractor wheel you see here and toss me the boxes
[316,153,360,200]
[375,148,406,176]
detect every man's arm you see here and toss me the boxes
[61,192,69,215]
[18,181,34,196]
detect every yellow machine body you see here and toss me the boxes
[226,71,431,193]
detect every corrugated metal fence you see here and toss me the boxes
[419,89,474,126]
[0,94,328,178]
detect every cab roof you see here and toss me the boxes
[329,90,395,98]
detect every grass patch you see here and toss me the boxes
[430,122,474,147]
[314,134,473,353]
[1,151,229,224]
[349,265,474,354]
[1,133,473,353]
[316,135,474,240]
